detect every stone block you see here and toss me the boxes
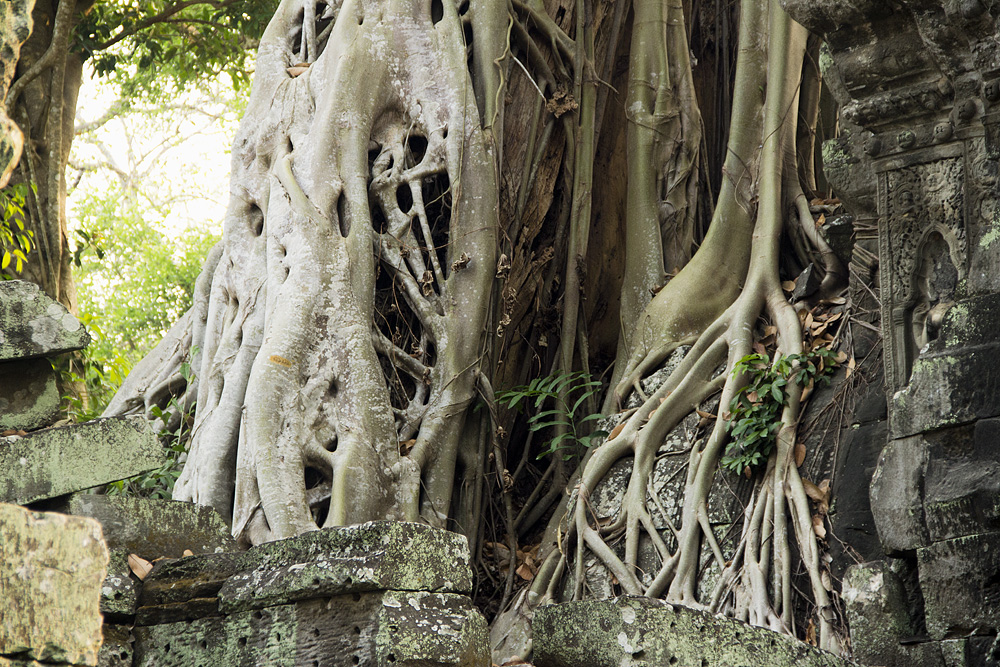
[101,551,140,620]
[0,281,89,361]
[829,419,886,572]
[56,493,236,558]
[842,561,941,667]
[98,625,133,667]
[217,521,472,613]
[891,296,1000,438]
[139,551,248,608]
[0,358,59,431]
[133,591,488,667]
[532,596,855,667]
[918,532,1000,639]
[871,435,930,553]
[0,416,166,505]
[0,503,108,666]
[923,456,1000,542]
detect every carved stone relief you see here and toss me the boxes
[881,156,967,390]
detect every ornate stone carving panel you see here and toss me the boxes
[880,155,967,391]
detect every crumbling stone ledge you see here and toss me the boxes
[533,596,857,667]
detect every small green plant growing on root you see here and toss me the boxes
[496,371,607,460]
[723,348,839,474]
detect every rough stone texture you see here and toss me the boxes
[0,0,32,188]
[918,532,1000,640]
[217,521,473,613]
[101,551,140,620]
[97,625,133,667]
[56,493,237,558]
[533,597,856,667]
[0,415,165,505]
[133,591,487,667]
[126,522,487,665]
[0,358,60,431]
[842,561,942,667]
[0,281,90,361]
[0,502,108,667]
[870,435,930,553]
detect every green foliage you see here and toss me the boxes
[106,357,196,499]
[0,183,35,277]
[74,0,278,101]
[496,371,607,460]
[72,189,219,371]
[722,348,839,474]
[58,314,132,423]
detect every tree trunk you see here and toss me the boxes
[108,0,849,656]
[6,0,83,310]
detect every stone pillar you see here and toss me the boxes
[782,2,1000,664]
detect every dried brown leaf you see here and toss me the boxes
[182,549,194,558]
[794,442,806,467]
[781,280,796,292]
[286,65,309,77]
[607,422,625,441]
[128,554,153,580]
[812,514,827,539]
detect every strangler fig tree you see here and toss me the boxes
[108,0,851,656]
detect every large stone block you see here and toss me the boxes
[217,521,472,613]
[532,596,855,667]
[0,416,166,504]
[133,591,488,667]
[842,561,942,667]
[0,281,90,361]
[56,493,237,557]
[918,532,1000,640]
[871,435,930,553]
[0,358,59,431]
[0,503,108,666]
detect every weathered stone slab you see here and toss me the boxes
[0,281,90,361]
[0,358,59,431]
[918,532,1000,640]
[870,435,930,553]
[139,551,248,608]
[133,591,488,667]
[842,561,943,667]
[0,416,165,504]
[532,596,856,667]
[0,503,108,666]
[217,521,472,612]
[57,493,237,557]
[101,551,140,620]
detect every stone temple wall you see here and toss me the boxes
[782,1,1000,665]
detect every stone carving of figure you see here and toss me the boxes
[910,231,957,351]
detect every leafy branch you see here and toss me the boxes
[0,183,34,276]
[496,371,607,460]
[722,348,840,474]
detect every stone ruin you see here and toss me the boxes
[0,280,488,667]
[4,1,1000,666]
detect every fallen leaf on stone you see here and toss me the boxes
[846,355,856,378]
[607,422,625,441]
[182,549,194,558]
[128,554,153,580]
[515,562,535,581]
[794,442,806,467]
[781,280,796,292]
[287,63,310,77]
